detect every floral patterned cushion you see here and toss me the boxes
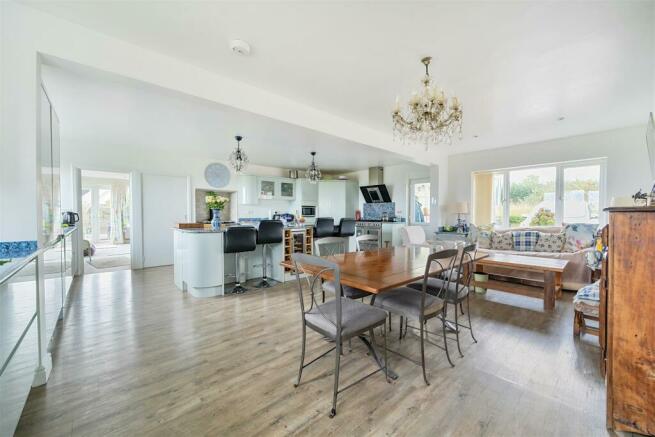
[491,232,513,250]
[533,232,566,252]
[576,280,600,301]
[478,230,493,249]
[563,223,597,252]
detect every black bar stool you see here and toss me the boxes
[314,217,335,239]
[255,220,284,288]
[335,218,356,237]
[224,226,257,294]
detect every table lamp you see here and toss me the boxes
[448,202,469,229]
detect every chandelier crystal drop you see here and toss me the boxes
[392,56,463,147]
[305,151,322,184]
[229,135,248,174]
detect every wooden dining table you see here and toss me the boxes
[281,246,488,379]
[281,245,488,294]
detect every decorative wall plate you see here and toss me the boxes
[204,163,231,188]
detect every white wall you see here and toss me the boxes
[446,125,651,224]
[59,140,291,222]
[0,1,434,241]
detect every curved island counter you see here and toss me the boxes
[173,227,284,298]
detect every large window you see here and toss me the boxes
[473,159,605,228]
[410,179,431,224]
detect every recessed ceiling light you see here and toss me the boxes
[558,116,565,121]
[230,39,251,56]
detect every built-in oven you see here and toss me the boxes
[355,221,383,251]
[301,205,316,217]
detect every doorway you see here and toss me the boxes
[81,170,131,273]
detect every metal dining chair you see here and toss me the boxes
[314,237,369,302]
[373,248,459,385]
[292,253,389,418]
[407,243,478,357]
[355,234,379,251]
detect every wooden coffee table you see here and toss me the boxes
[473,253,568,311]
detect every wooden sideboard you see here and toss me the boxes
[602,207,655,435]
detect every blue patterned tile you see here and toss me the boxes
[0,240,38,258]
[363,202,396,220]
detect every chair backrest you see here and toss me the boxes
[418,248,459,303]
[356,234,379,251]
[292,253,342,333]
[314,236,346,256]
[257,220,284,244]
[224,226,257,254]
[454,243,477,292]
[314,217,335,238]
[336,218,356,237]
[400,226,427,246]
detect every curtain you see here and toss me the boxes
[110,181,128,244]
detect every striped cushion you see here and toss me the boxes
[512,231,540,251]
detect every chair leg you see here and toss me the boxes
[398,316,404,341]
[459,302,465,316]
[232,253,247,294]
[442,307,455,367]
[467,294,477,343]
[330,338,341,418]
[294,324,306,387]
[454,302,463,358]
[573,310,582,336]
[255,245,271,288]
[388,313,392,332]
[322,289,325,303]
[383,323,390,383]
[420,317,430,386]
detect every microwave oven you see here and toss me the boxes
[301,205,316,217]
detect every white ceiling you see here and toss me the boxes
[27,1,655,155]
[41,60,408,172]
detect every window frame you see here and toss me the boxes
[409,177,431,225]
[472,158,607,228]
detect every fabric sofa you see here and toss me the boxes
[476,226,594,291]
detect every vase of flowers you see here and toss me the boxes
[206,192,229,230]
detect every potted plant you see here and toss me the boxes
[205,192,229,230]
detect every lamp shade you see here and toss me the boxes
[448,202,469,214]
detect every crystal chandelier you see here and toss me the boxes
[305,151,322,184]
[392,57,462,147]
[229,135,248,173]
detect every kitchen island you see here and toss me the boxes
[173,227,285,298]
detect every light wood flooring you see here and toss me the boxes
[16,267,610,436]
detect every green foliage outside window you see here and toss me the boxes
[529,208,556,226]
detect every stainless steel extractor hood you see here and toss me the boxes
[368,167,384,185]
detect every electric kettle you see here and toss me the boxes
[62,211,80,225]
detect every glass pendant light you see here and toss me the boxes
[229,135,248,174]
[305,151,322,184]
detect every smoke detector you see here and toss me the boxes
[230,39,251,56]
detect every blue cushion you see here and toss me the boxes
[576,280,600,301]
[512,231,540,251]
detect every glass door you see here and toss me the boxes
[491,173,505,227]
[508,167,556,227]
[562,164,601,224]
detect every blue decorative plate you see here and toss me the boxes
[204,163,231,188]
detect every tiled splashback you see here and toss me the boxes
[0,240,38,258]
[363,202,396,220]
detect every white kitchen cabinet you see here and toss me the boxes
[298,179,318,203]
[318,180,357,221]
[278,178,296,200]
[258,177,296,201]
[258,177,276,200]
[237,175,259,205]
